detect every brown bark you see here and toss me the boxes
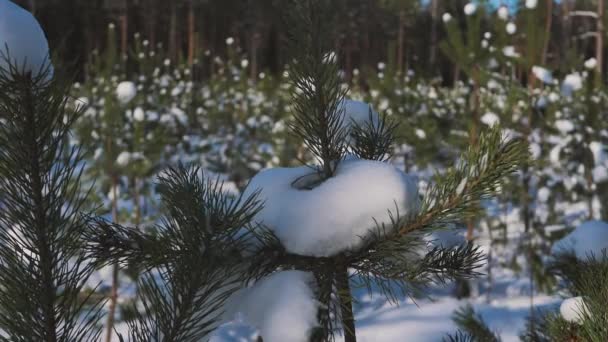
[397,10,405,74]
[188,0,196,65]
[541,0,553,65]
[429,0,438,66]
[597,0,604,84]
[168,1,178,60]
[104,177,120,342]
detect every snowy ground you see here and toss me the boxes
[110,276,561,342]
[203,289,560,342]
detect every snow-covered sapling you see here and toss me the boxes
[226,1,529,341]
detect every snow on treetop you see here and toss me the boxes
[339,99,380,135]
[0,0,53,76]
[552,220,608,259]
[560,296,588,323]
[242,158,420,257]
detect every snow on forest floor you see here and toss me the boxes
[202,289,560,342]
[111,282,560,342]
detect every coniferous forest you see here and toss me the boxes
[1,0,608,341]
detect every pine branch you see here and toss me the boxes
[451,305,500,342]
[0,59,103,340]
[107,165,262,341]
[285,0,348,179]
[398,126,528,237]
[350,110,399,161]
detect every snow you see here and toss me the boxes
[502,46,519,58]
[0,0,53,77]
[532,66,553,84]
[585,58,597,70]
[481,112,500,127]
[497,6,509,20]
[560,296,587,323]
[116,151,131,166]
[242,158,420,257]
[562,73,583,96]
[442,13,452,23]
[339,99,380,136]
[538,187,550,203]
[525,0,538,9]
[133,107,145,122]
[218,271,318,342]
[116,81,137,104]
[555,119,575,134]
[552,220,608,259]
[215,290,560,342]
[506,22,517,35]
[464,3,477,16]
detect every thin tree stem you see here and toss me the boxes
[105,173,120,342]
[336,266,356,342]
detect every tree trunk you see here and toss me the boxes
[104,176,120,342]
[119,13,128,57]
[169,2,178,60]
[336,266,356,342]
[597,0,604,85]
[541,0,553,65]
[397,10,405,74]
[188,0,195,65]
[429,0,438,67]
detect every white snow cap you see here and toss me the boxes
[223,271,318,342]
[338,99,380,139]
[242,158,420,257]
[562,73,583,96]
[497,6,509,20]
[116,81,137,104]
[442,13,452,23]
[464,3,477,16]
[585,58,598,70]
[0,0,53,76]
[552,220,608,259]
[532,66,553,84]
[525,0,538,9]
[481,112,500,127]
[560,297,588,323]
[133,107,145,122]
[502,46,519,58]
[506,22,517,35]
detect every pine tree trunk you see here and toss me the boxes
[597,0,604,85]
[429,0,438,67]
[188,0,195,65]
[104,177,120,342]
[397,10,405,74]
[465,68,481,241]
[119,1,128,58]
[541,0,553,65]
[169,2,178,60]
[336,266,356,342]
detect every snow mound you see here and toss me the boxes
[552,220,608,259]
[0,0,53,76]
[221,271,318,342]
[339,99,380,137]
[561,73,583,96]
[560,296,587,323]
[116,81,137,104]
[242,158,420,257]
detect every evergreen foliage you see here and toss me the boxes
[88,165,262,341]
[522,251,608,342]
[0,57,103,340]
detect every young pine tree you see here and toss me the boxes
[0,56,103,339]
